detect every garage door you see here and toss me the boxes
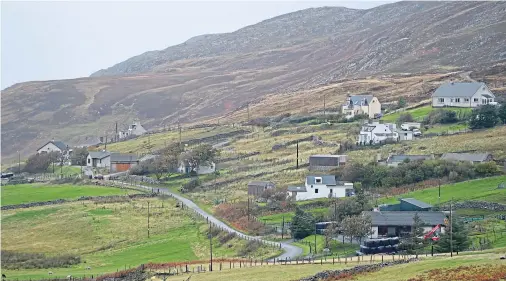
[115,163,131,172]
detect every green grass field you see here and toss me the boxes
[260,208,328,224]
[293,235,359,257]
[0,183,135,205]
[1,197,281,280]
[424,123,468,134]
[380,176,506,206]
[45,165,83,175]
[381,105,472,122]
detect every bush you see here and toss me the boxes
[23,153,54,173]
[423,109,459,125]
[218,232,236,245]
[1,251,80,270]
[181,178,201,192]
[237,240,262,257]
[397,113,414,123]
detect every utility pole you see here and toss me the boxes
[115,121,118,142]
[104,136,108,150]
[247,196,250,221]
[323,94,326,119]
[438,179,441,206]
[17,151,20,174]
[314,223,318,255]
[247,102,250,123]
[209,223,213,272]
[296,141,299,169]
[53,160,55,174]
[178,124,182,150]
[334,199,338,221]
[281,215,285,239]
[450,198,453,257]
[147,201,150,238]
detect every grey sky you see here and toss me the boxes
[1,1,391,89]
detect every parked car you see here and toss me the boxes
[94,174,104,180]
[413,129,422,137]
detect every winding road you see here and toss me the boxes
[117,181,303,260]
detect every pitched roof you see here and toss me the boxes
[248,181,275,187]
[306,175,337,185]
[441,152,491,162]
[364,211,446,226]
[400,198,432,209]
[110,153,138,162]
[432,82,486,98]
[349,95,374,106]
[387,155,432,163]
[38,140,68,151]
[88,151,111,160]
[288,186,307,192]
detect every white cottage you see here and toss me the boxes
[288,175,353,201]
[358,122,399,145]
[342,95,382,119]
[37,140,69,154]
[432,82,496,108]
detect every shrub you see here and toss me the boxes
[237,240,262,257]
[181,178,201,192]
[397,113,414,123]
[1,251,81,270]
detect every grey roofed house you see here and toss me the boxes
[110,153,138,163]
[441,152,492,163]
[309,154,347,171]
[400,198,432,209]
[248,181,276,197]
[288,186,307,192]
[37,140,68,151]
[88,151,111,160]
[306,175,336,186]
[386,154,433,164]
[365,211,446,226]
[349,95,374,106]
[432,82,489,98]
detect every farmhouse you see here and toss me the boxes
[118,121,147,139]
[365,211,446,238]
[86,151,138,172]
[342,95,382,119]
[248,181,276,197]
[178,160,216,175]
[441,152,493,164]
[287,175,353,201]
[432,82,495,108]
[358,122,399,145]
[309,154,347,171]
[37,140,69,154]
[382,154,434,167]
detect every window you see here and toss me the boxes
[450,98,454,102]
[315,177,322,184]
[464,98,470,102]
[87,158,90,164]
[455,98,460,103]
[315,189,319,194]
[474,98,479,102]
[438,98,444,103]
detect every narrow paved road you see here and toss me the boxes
[116,181,303,260]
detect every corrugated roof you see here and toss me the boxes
[306,175,336,185]
[248,181,275,187]
[110,153,138,162]
[387,155,432,163]
[88,151,111,159]
[441,152,491,162]
[288,186,307,192]
[432,82,485,98]
[365,211,445,226]
[400,198,432,209]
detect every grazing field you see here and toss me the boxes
[292,235,359,257]
[45,165,83,176]
[0,183,134,205]
[379,176,506,206]
[381,105,472,122]
[1,197,280,280]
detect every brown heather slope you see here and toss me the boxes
[1,1,506,160]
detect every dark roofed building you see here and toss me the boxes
[379,198,432,212]
[248,181,276,197]
[365,211,446,238]
[441,152,493,164]
[309,155,347,171]
[384,154,434,167]
[306,175,337,186]
[110,153,138,172]
[37,140,69,154]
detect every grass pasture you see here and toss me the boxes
[379,176,506,206]
[293,235,359,257]
[1,197,281,280]
[381,105,472,122]
[0,183,135,205]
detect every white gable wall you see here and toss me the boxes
[37,142,63,154]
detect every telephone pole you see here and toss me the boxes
[314,223,318,255]
[104,136,108,150]
[115,121,118,142]
[450,198,453,257]
[17,151,20,174]
[147,202,150,238]
[247,197,250,221]
[438,179,441,205]
[209,224,213,272]
[281,215,285,239]
[323,94,326,118]
[247,103,250,122]
[178,124,182,150]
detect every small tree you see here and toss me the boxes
[71,147,88,166]
[397,113,414,124]
[469,104,498,129]
[340,214,371,244]
[290,207,315,240]
[23,153,51,173]
[324,223,338,248]
[436,216,470,253]
[398,97,407,109]
[498,104,506,124]
[399,213,426,255]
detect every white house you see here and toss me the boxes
[432,82,496,108]
[118,121,147,139]
[358,122,399,145]
[342,95,382,119]
[178,161,216,175]
[37,140,69,154]
[398,129,414,141]
[87,151,111,168]
[288,175,353,201]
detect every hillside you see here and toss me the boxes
[2,1,506,160]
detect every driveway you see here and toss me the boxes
[116,182,303,260]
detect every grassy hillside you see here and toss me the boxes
[380,175,506,206]
[0,183,135,205]
[1,197,280,279]
[381,105,472,122]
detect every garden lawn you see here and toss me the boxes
[45,165,82,175]
[381,105,472,122]
[424,123,468,134]
[293,235,359,257]
[0,183,134,205]
[379,176,506,206]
